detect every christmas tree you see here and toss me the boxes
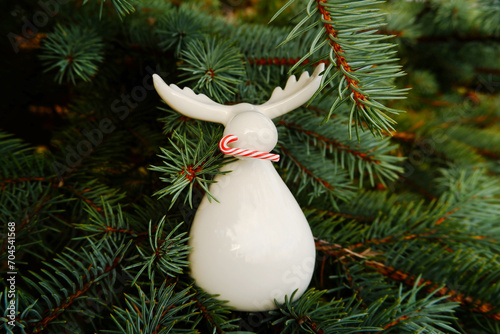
[1,0,500,333]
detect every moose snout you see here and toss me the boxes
[223,111,278,153]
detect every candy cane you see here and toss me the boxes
[219,135,280,162]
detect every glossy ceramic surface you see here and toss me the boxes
[153,64,324,311]
[190,158,316,311]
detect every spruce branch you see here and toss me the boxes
[305,206,374,223]
[272,284,458,333]
[2,1,500,333]
[435,167,500,226]
[179,36,247,103]
[376,280,459,333]
[315,240,479,327]
[278,108,404,187]
[188,288,240,333]
[478,0,500,36]
[157,107,203,137]
[0,176,47,190]
[271,289,379,334]
[1,289,40,334]
[273,0,407,138]
[126,219,190,285]
[21,240,128,333]
[58,181,126,218]
[443,126,500,160]
[74,200,140,244]
[363,259,500,323]
[156,6,205,56]
[82,0,136,19]
[310,175,500,323]
[109,280,194,334]
[39,24,104,85]
[383,241,500,321]
[278,143,356,208]
[150,126,234,208]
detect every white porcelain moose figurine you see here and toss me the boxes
[153,64,324,311]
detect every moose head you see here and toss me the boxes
[152,63,324,155]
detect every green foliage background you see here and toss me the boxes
[0,0,499,333]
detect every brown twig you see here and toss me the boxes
[315,239,500,321]
[316,0,367,107]
[28,256,122,333]
[280,146,336,191]
[279,120,381,164]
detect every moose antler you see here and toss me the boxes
[152,64,324,124]
[152,77,240,125]
[256,63,324,119]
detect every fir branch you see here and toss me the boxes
[305,207,374,223]
[247,57,328,67]
[192,299,225,334]
[126,219,190,284]
[156,6,205,56]
[273,0,407,137]
[109,280,194,334]
[101,226,142,236]
[346,215,497,254]
[272,285,457,333]
[272,289,381,333]
[179,36,246,103]
[363,260,500,322]
[478,0,500,36]
[2,1,500,333]
[416,34,500,43]
[0,177,47,190]
[82,0,136,19]
[315,239,498,323]
[189,289,240,333]
[150,126,233,208]
[279,144,355,207]
[379,240,500,313]
[1,181,68,262]
[64,185,105,215]
[280,120,383,163]
[375,280,459,333]
[382,314,411,331]
[335,190,415,222]
[281,146,336,191]
[278,110,404,186]
[444,126,500,160]
[73,200,143,245]
[39,24,104,84]
[18,195,52,231]
[436,167,500,225]
[25,246,125,333]
[1,289,40,334]
[315,238,378,262]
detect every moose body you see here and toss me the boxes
[191,157,315,311]
[153,64,324,311]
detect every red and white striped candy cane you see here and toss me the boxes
[219,135,280,162]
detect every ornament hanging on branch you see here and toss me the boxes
[153,64,324,311]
